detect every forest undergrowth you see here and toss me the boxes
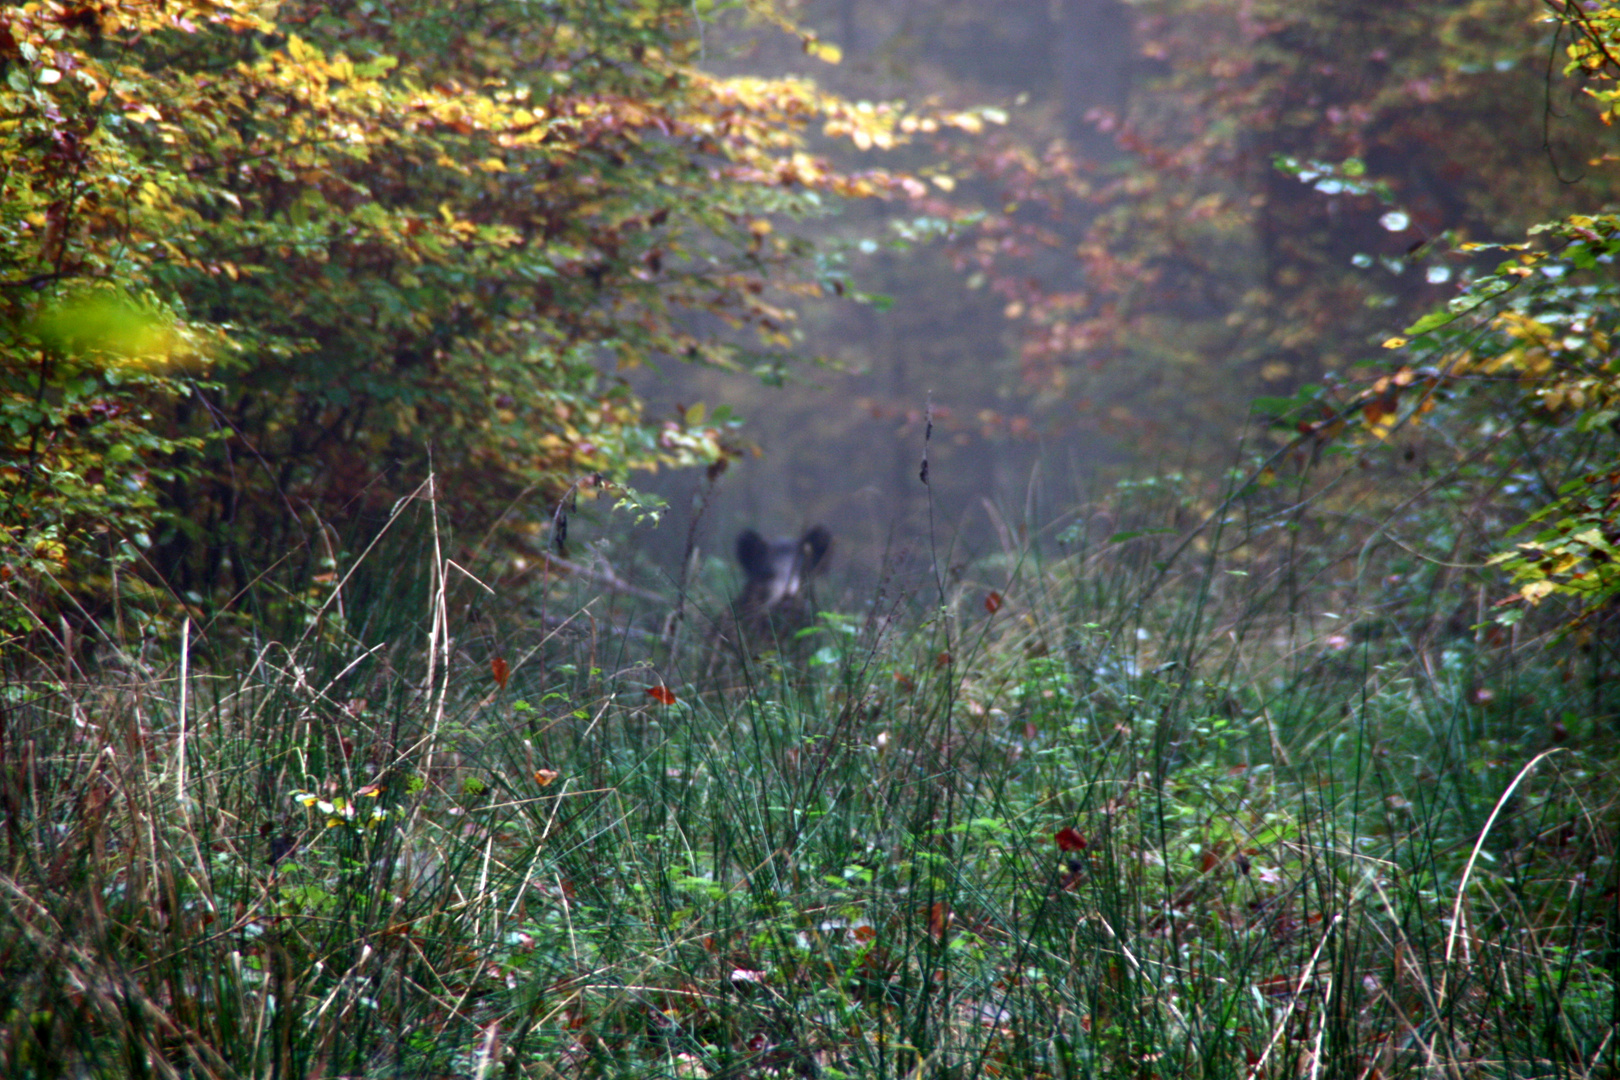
[1,455,1616,1080]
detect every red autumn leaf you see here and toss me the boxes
[1055,826,1087,852]
[647,685,677,705]
[491,656,510,689]
[984,590,1003,613]
[935,651,952,669]
[1200,850,1220,873]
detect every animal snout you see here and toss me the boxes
[735,526,831,615]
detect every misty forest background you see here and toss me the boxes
[4,1,1620,1078]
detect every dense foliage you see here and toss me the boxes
[1248,0,1620,624]
[0,0,995,620]
[912,0,1600,415]
[781,0,1620,624]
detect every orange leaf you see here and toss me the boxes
[1055,826,1087,852]
[491,656,510,689]
[647,685,677,705]
[533,769,559,786]
[984,591,1003,613]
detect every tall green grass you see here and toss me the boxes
[1,471,1615,1078]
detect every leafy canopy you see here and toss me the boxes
[0,0,989,616]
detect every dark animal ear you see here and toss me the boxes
[799,526,832,574]
[736,530,771,578]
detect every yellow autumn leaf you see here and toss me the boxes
[1521,580,1558,604]
[1550,552,1581,574]
[806,39,843,65]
